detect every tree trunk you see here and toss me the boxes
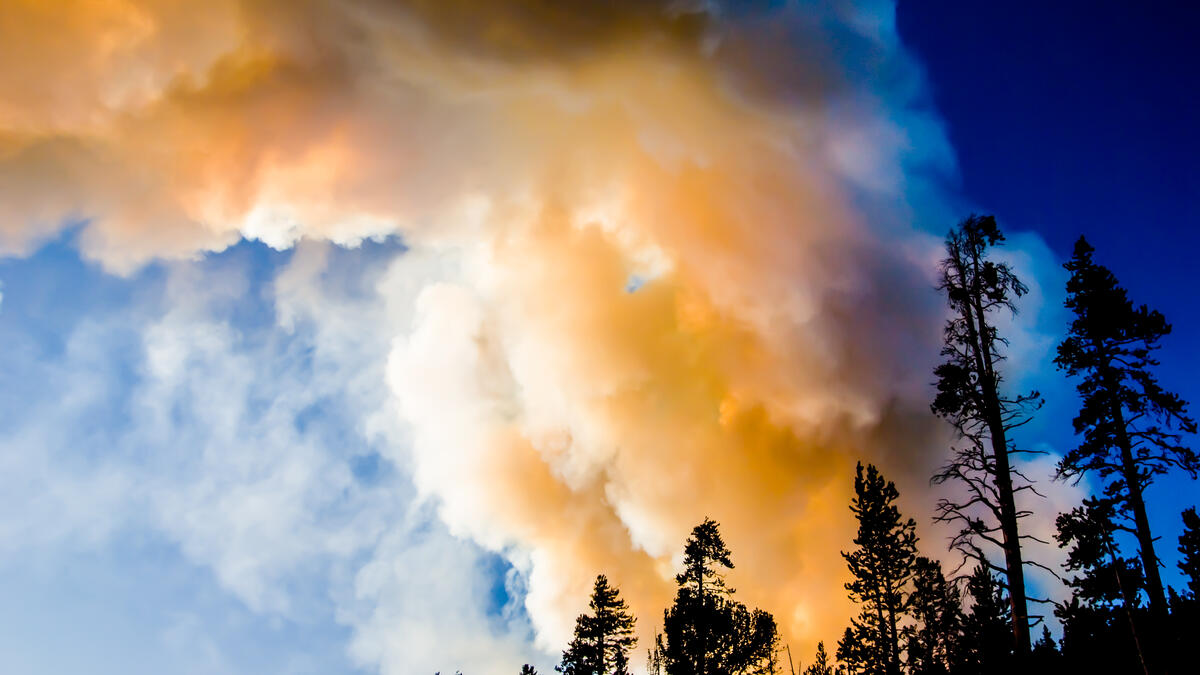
[697,564,706,675]
[1113,404,1169,673]
[875,591,888,675]
[1105,536,1151,675]
[986,419,1031,658]
[886,598,900,675]
[966,292,1031,658]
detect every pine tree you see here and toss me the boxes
[1054,236,1198,637]
[904,557,963,675]
[961,565,1012,675]
[1171,506,1200,667]
[612,649,632,675]
[1055,498,1146,613]
[1171,507,1200,671]
[930,215,1043,658]
[558,574,637,675]
[838,463,918,675]
[1178,507,1200,599]
[804,642,834,675]
[837,626,870,675]
[648,631,667,675]
[1054,497,1148,674]
[661,518,780,675]
[1029,626,1061,674]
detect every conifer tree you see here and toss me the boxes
[1172,508,1200,672]
[1179,507,1200,599]
[1054,497,1149,674]
[837,626,869,675]
[837,463,918,675]
[930,215,1043,657]
[612,649,632,675]
[804,642,834,675]
[648,632,667,675]
[1029,626,1061,673]
[904,557,963,675]
[1055,236,1198,633]
[1055,498,1146,614]
[961,565,1012,674]
[558,574,637,675]
[661,518,780,675]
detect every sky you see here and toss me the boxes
[896,0,1200,565]
[0,2,1196,674]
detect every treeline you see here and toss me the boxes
[508,215,1200,675]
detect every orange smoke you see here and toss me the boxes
[1,0,956,665]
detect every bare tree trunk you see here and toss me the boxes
[965,284,1031,658]
[985,415,1031,658]
[1113,404,1169,673]
[1113,405,1168,620]
[886,599,900,675]
[876,593,888,674]
[1105,535,1151,675]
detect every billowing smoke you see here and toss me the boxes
[0,0,1002,665]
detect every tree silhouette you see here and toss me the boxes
[1055,498,1146,613]
[960,565,1012,674]
[837,463,918,675]
[612,648,632,675]
[1054,497,1149,675]
[903,557,963,675]
[837,626,870,675]
[930,214,1043,657]
[1029,626,1061,673]
[660,518,780,674]
[521,666,540,675]
[803,641,834,675]
[1171,507,1200,672]
[1180,507,1200,599]
[648,631,667,675]
[1054,236,1198,645]
[558,575,637,675]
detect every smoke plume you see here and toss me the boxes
[0,0,992,663]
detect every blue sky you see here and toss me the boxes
[898,0,1200,580]
[0,2,1197,674]
[0,236,540,673]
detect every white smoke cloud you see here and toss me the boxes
[0,242,558,672]
[0,1,1085,671]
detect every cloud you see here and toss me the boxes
[343,517,543,674]
[0,242,551,672]
[0,0,1080,668]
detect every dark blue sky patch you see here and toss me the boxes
[898,0,1200,588]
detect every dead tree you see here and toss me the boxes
[930,215,1047,658]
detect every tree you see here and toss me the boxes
[660,518,780,675]
[648,631,667,675]
[904,557,963,675]
[837,463,918,675]
[612,649,632,675]
[1054,497,1149,675]
[558,574,637,675]
[1054,236,1198,637]
[1180,507,1200,598]
[804,642,834,675]
[1172,507,1200,670]
[960,565,1012,674]
[930,214,1043,657]
[522,666,540,675]
[1055,498,1146,614]
[837,626,870,675]
[1029,626,1061,673]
